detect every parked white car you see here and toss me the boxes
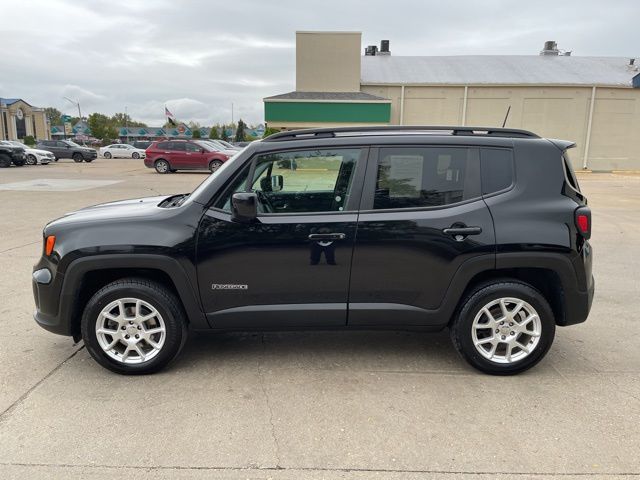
[0,140,53,165]
[99,144,146,159]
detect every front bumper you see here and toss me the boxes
[32,261,72,336]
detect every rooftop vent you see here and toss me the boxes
[379,40,391,55]
[540,40,572,56]
[540,40,559,56]
[365,41,391,56]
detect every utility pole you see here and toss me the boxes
[125,106,128,144]
[63,97,82,119]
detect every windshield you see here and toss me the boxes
[195,140,219,152]
[219,140,235,149]
[65,140,82,147]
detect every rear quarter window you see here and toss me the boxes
[480,148,514,195]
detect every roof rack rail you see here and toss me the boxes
[263,125,539,142]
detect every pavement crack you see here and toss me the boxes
[0,345,84,425]
[1,461,640,476]
[0,240,41,255]
[258,333,283,470]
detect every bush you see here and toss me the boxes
[23,135,36,146]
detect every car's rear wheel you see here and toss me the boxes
[104,152,112,159]
[72,153,83,163]
[81,278,188,375]
[450,281,555,375]
[0,154,11,168]
[155,159,170,174]
[84,158,94,163]
[132,152,140,159]
[26,154,37,165]
[209,159,223,172]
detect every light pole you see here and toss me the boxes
[125,106,128,144]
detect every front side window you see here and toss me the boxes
[374,147,481,210]
[216,148,361,214]
[186,142,201,152]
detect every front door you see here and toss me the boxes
[185,141,206,168]
[196,147,367,328]
[348,145,496,326]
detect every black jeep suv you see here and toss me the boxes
[32,126,594,375]
[0,142,26,167]
[36,139,97,162]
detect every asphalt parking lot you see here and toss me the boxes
[0,158,639,479]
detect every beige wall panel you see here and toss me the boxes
[296,32,361,92]
[589,95,639,170]
[465,97,511,127]
[361,85,402,123]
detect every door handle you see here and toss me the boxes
[442,226,482,241]
[308,233,346,241]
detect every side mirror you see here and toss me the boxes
[231,192,257,223]
[270,175,284,192]
[65,145,71,148]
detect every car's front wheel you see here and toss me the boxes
[81,278,188,375]
[26,154,37,165]
[450,281,555,375]
[132,152,140,159]
[72,153,83,163]
[155,159,170,173]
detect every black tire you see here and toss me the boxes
[104,152,112,159]
[450,280,555,375]
[169,169,177,173]
[12,158,25,167]
[155,159,170,174]
[0,154,11,168]
[26,154,37,165]
[72,153,84,163]
[84,158,94,163]
[132,152,140,159]
[81,278,188,375]
[209,159,223,172]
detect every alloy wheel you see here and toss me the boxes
[471,297,542,364]
[95,298,166,364]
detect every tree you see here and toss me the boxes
[234,119,247,142]
[44,107,62,126]
[262,126,280,138]
[87,113,113,140]
[220,124,229,142]
[209,125,220,139]
[191,129,201,139]
[111,113,146,127]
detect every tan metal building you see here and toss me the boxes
[0,98,50,142]
[265,32,640,171]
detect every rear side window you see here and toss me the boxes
[563,153,581,192]
[170,142,186,151]
[374,147,481,210]
[156,142,171,149]
[480,148,514,195]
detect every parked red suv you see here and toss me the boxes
[144,140,230,173]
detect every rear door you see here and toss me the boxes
[348,145,495,326]
[168,141,188,168]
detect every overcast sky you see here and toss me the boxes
[1,0,637,126]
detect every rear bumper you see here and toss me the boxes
[561,274,594,326]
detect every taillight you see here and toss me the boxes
[575,207,591,240]
[45,235,56,256]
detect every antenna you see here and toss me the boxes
[502,105,511,128]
